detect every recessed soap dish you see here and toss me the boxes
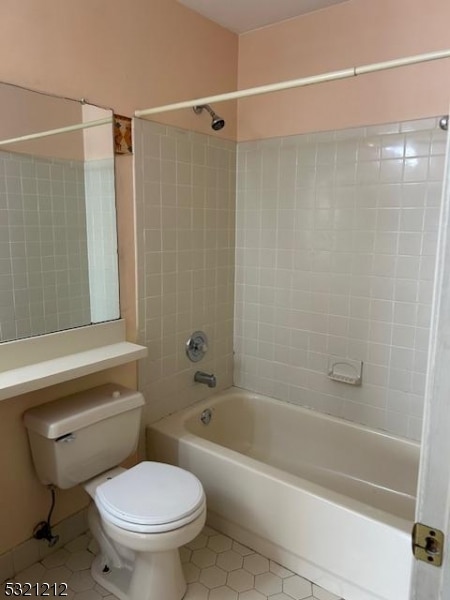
[327,357,363,386]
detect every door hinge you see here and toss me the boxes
[412,522,444,566]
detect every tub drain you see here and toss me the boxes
[200,409,212,425]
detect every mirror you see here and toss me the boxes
[0,83,120,343]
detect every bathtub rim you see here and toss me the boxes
[153,386,421,446]
[148,385,419,535]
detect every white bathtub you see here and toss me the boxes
[147,387,419,600]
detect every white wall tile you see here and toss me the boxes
[236,118,447,441]
[135,121,235,423]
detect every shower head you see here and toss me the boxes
[193,104,225,131]
[439,115,449,131]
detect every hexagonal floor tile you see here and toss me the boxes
[255,571,283,595]
[41,549,70,569]
[191,547,217,568]
[72,591,103,600]
[238,590,266,600]
[216,550,243,572]
[68,570,96,593]
[66,551,94,572]
[283,574,313,599]
[201,525,218,537]
[180,546,192,564]
[209,585,238,600]
[270,560,293,578]
[93,583,111,597]
[226,568,254,592]
[187,534,208,550]
[42,566,72,586]
[2,528,348,600]
[199,565,227,589]
[183,562,200,584]
[208,534,233,553]
[232,541,254,556]
[14,562,46,584]
[65,534,90,553]
[312,584,343,600]
[184,582,209,600]
[243,554,270,575]
[233,541,255,556]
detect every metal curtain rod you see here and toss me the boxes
[135,49,450,118]
[0,117,113,147]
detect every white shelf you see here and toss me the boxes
[0,321,148,402]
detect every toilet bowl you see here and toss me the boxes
[86,461,207,600]
[23,384,207,600]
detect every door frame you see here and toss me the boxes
[411,115,450,599]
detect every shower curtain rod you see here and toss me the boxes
[0,117,113,147]
[135,48,450,118]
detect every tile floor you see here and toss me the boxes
[2,526,343,600]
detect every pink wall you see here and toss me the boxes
[238,0,450,140]
[0,0,238,555]
[0,0,238,139]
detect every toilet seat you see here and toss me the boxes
[95,462,206,534]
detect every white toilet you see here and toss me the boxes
[24,384,206,600]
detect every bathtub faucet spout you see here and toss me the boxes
[194,371,217,388]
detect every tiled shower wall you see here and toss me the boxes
[0,150,90,342]
[134,120,236,423]
[235,118,447,441]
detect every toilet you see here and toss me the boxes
[23,384,206,600]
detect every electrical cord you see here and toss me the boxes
[33,485,59,547]
[46,485,56,527]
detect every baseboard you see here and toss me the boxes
[0,508,89,584]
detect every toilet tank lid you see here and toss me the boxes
[23,384,145,439]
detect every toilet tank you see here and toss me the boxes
[24,384,145,489]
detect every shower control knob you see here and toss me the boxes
[186,331,209,362]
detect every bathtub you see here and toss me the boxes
[147,387,419,600]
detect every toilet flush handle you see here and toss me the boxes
[55,433,76,443]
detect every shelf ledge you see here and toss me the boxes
[0,321,147,401]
